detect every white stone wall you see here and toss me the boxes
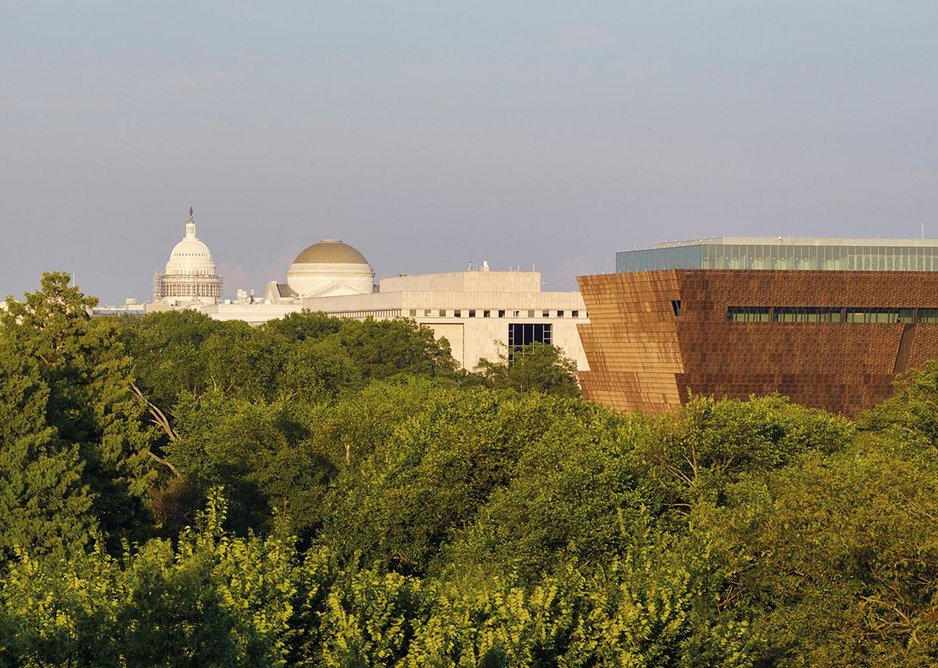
[297,271,589,371]
[192,270,590,372]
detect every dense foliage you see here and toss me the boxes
[1,272,937,666]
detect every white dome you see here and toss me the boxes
[153,209,223,304]
[287,239,374,297]
[165,216,217,276]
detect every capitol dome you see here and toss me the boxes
[286,239,375,297]
[153,209,223,303]
[165,217,217,276]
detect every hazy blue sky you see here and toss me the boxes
[2,1,936,303]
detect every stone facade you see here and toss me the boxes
[199,270,589,372]
[577,269,938,416]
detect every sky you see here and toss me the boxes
[1,1,936,303]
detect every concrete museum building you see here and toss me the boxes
[156,226,589,372]
[577,237,938,416]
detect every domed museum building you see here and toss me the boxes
[266,239,375,300]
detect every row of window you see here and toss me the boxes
[508,323,553,348]
[727,306,938,324]
[408,308,582,319]
[701,244,938,272]
[618,244,938,273]
[327,310,404,319]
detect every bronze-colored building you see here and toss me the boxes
[578,238,938,416]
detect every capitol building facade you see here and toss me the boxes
[152,209,223,305]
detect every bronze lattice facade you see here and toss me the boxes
[577,270,938,416]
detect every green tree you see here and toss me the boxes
[264,309,345,343]
[858,360,938,447]
[475,342,580,397]
[114,309,224,411]
[445,402,645,582]
[403,575,577,667]
[165,393,337,538]
[324,390,616,576]
[200,322,292,401]
[0,491,301,667]
[0,350,95,560]
[337,317,457,380]
[635,395,854,520]
[280,337,362,400]
[2,273,161,546]
[690,438,938,666]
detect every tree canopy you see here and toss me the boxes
[2,272,937,666]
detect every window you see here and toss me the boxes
[571,310,579,318]
[468,310,476,318]
[773,307,842,323]
[410,309,417,317]
[512,310,521,317]
[919,308,938,323]
[483,310,491,318]
[438,309,446,317]
[528,310,535,318]
[542,310,550,317]
[727,305,938,323]
[498,309,506,318]
[423,309,431,316]
[557,310,564,318]
[508,323,553,363]
[508,323,552,347]
[671,300,682,317]
[454,310,462,317]
[727,307,771,322]
[846,308,901,323]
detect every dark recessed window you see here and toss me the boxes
[671,300,682,317]
[508,323,553,364]
[727,306,771,322]
[727,305,934,323]
[483,310,491,318]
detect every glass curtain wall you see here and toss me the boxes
[618,244,938,272]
